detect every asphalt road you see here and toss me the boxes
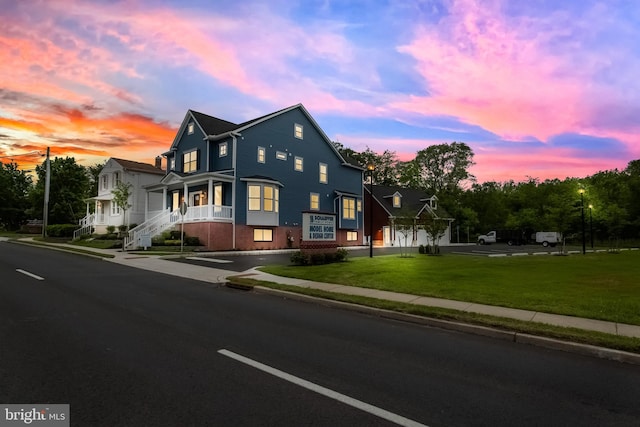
[2,241,640,426]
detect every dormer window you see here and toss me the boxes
[188,122,194,134]
[393,194,401,208]
[430,197,437,209]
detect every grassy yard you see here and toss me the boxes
[261,250,640,326]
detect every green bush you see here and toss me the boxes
[418,244,426,254]
[185,236,200,246]
[291,249,348,266]
[169,230,185,240]
[47,224,79,237]
[310,253,326,265]
[106,225,116,234]
[118,224,128,232]
[290,251,309,265]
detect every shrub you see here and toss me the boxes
[290,251,309,265]
[310,253,326,265]
[335,248,348,262]
[185,236,200,246]
[106,225,116,234]
[46,224,79,237]
[118,224,128,232]
[418,244,426,254]
[169,230,185,240]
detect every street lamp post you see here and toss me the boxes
[579,189,585,255]
[367,163,375,258]
[588,204,593,249]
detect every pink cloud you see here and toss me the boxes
[392,0,629,146]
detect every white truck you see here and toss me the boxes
[477,230,561,247]
[533,231,562,247]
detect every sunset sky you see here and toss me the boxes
[1,0,639,183]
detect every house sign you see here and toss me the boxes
[302,212,336,241]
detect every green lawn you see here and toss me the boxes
[261,250,640,325]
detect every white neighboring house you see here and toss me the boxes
[75,158,164,238]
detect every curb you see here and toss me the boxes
[252,285,640,366]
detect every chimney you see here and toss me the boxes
[155,156,162,170]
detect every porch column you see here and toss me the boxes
[208,178,213,218]
[183,183,188,205]
[144,191,149,221]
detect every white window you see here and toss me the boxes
[294,123,303,139]
[343,197,356,220]
[170,158,175,171]
[183,150,197,173]
[111,202,120,216]
[347,231,358,241]
[276,151,287,161]
[248,184,279,212]
[219,142,228,157]
[101,175,108,190]
[393,194,401,208]
[254,228,273,242]
[319,163,328,184]
[188,122,194,134]
[113,172,121,186]
[248,185,261,211]
[294,156,303,172]
[310,193,319,210]
[257,147,265,163]
[264,186,275,212]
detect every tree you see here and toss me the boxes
[112,181,133,228]
[419,215,449,255]
[411,142,476,195]
[0,161,33,230]
[392,207,419,257]
[30,157,91,225]
[350,147,400,186]
[86,162,105,199]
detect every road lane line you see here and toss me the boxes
[218,349,428,427]
[16,269,44,281]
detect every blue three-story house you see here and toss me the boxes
[130,104,364,251]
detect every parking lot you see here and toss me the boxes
[168,242,586,272]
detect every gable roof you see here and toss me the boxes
[168,104,363,170]
[368,184,452,219]
[111,158,164,175]
[190,110,238,135]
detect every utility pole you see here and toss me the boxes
[42,147,50,238]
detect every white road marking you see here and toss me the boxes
[16,269,44,281]
[186,257,233,264]
[218,349,428,427]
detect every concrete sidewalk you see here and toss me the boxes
[10,238,640,342]
[234,267,640,340]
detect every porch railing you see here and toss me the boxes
[124,208,173,250]
[73,213,96,240]
[123,205,232,250]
